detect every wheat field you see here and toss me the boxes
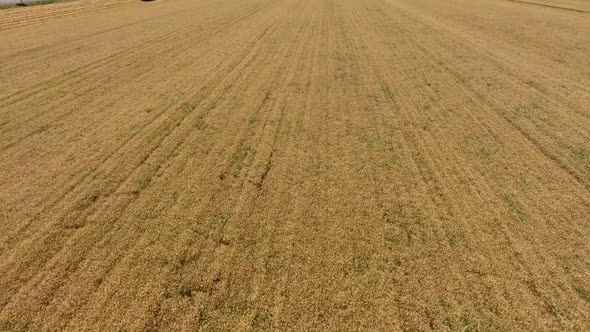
[1,0,589,330]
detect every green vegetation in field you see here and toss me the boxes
[353,255,370,274]
[503,195,529,223]
[464,135,497,161]
[570,147,590,175]
[447,232,460,248]
[230,143,254,170]
[179,283,193,298]
[180,102,195,113]
[1,320,16,331]
[197,309,209,326]
[383,206,424,245]
[359,130,398,167]
[575,287,590,303]
[210,212,231,227]
[251,313,270,330]
[196,118,208,130]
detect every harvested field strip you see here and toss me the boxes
[0,0,139,30]
[1,0,589,330]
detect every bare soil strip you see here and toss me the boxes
[1,0,589,330]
